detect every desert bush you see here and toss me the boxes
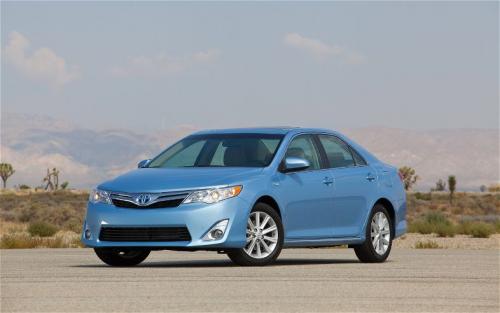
[408,212,456,237]
[1,233,40,248]
[457,222,495,238]
[408,221,434,234]
[424,211,449,224]
[64,218,83,234]
[28,221,58,237]
[0,220,26,235]
[0,231,82,249]
[434,224,456,237]
[415,192,432,201]
[0,191,88,228]
[0,234,63,248]
[415,240,441,249]
[468,224,494,238]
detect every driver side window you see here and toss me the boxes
[285,135,321,170]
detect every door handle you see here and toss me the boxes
[366,173,376,182]
[322,177,334,186]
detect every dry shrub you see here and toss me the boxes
[415,240,441,249]
[0,231,83,249]
[28,221,58,237]
[409,212,456,237]
[0,191,87,231]
[457,222,495,238]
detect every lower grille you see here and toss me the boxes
[99,226,191,242]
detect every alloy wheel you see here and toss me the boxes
[371,212,391,255]
[244,211,279,259]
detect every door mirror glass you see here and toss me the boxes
[137,159,151,168]
[282,157,310,173]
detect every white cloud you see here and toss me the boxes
[3,31,80,87]
[284,33,365,64]
[111,49,220,78]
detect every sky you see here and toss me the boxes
[1,1,499,132]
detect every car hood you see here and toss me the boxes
[98,167,264,193]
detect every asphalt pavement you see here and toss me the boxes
[1,248,498,312]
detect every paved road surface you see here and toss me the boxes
[1,248,498,312]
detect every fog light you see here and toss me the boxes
[84,229,91,239]
[203,219,228,241]
[211,229,224,240]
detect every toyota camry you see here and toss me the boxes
[82,127,406,266]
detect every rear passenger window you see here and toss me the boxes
[318,135,355,168]
[351,148,367,166]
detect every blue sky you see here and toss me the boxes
[2,1,498,132]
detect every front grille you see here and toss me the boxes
[111,198,184,209]
[99,226,191,242]
[109,191,189,209]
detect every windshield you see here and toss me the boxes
[148,133,284,168]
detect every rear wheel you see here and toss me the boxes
[94,248,150,266]
[227,203,284,266]
[353,204,393,263]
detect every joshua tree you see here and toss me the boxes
[433,179,446,192]
[43,168,62,191]
[0,163,15,189]
[52,168,60,190]
[399,166,419,191]
[448,175,456,203]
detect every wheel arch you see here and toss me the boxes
[255,195,282,219]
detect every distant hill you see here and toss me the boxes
[342,127,499,190]
[1,113,498,190]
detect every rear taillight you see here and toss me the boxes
[398,172,404,181]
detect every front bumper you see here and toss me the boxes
[81,196,251,249]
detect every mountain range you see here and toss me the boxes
[1,112,498,191]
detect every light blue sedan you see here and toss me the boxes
[82,127,406,266]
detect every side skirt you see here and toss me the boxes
[284,237,364,248]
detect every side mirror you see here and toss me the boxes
[281,157,310,173]
[137,159,152,168]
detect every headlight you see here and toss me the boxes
[183,185,242,204]
[89,189,112,204]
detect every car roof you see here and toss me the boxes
[192,127,336,136]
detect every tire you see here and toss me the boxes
[94,248,150,266]
[227,203,284,266]
[353,204,393,263]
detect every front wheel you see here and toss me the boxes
[94,248,150,266]
[227,203,284,266]
[353,204,393,263]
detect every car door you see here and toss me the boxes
[277,134,335,240]
[317,135,378,238]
